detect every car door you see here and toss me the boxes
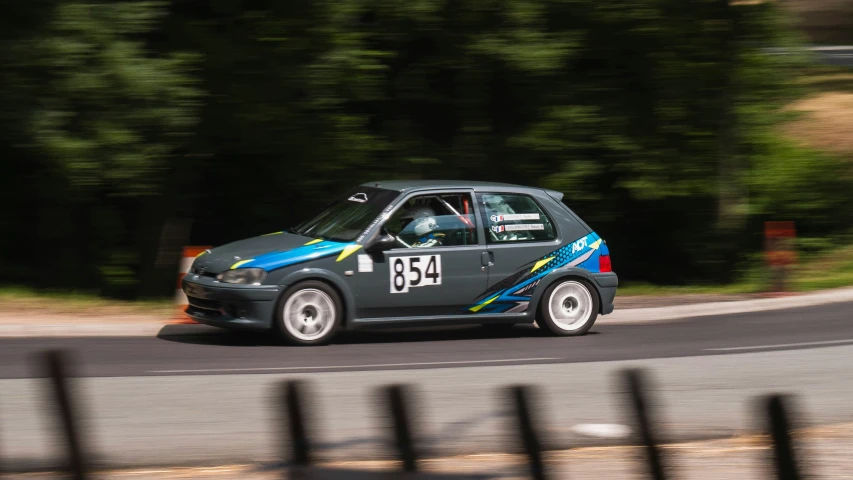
[474,192,565,314]
[348,190,489,319]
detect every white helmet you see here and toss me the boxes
[413,216,439,237]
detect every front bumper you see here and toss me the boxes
[590,272,618,315]
[181,275,281,330]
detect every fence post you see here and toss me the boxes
[281,380,313,468]
[766,395,803,480]
[0,402,3,479]
[43,350,88,480]
[384,385,419,472]
[509,385,550,480]
[623,368,669,480]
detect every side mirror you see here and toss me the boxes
[366,234,396,253]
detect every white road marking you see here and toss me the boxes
[570,423,631,438]
[705,339,853,352]
[149,357,562,374]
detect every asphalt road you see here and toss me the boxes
[0,301,851,379]
[766,45,853,67]
[0,301,851,469]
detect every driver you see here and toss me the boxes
[396,205,445,248]
[411,215,445,248]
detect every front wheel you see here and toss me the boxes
[536,279,599,336]
[276,281,342,346]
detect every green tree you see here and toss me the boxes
[1,1,200,295]
[2,0,845,296]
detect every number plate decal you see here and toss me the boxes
[389,255,442,293]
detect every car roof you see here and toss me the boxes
[361,179,563,199]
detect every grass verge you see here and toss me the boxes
[0,286,173,316]
[609,241,853,297]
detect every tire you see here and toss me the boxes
[275,280,343,346]
[536,278,599,336]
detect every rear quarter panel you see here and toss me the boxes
[469,189,615,316]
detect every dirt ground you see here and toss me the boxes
[784,0,853,44]
[785,91,853,156]
[7,423,853,479]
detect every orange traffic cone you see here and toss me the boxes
[172,246,211,324]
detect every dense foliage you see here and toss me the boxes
[1,0,850,298]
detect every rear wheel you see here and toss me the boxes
[536,279,599,336]
[276,281,342,346]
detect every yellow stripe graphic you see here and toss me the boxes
[336,244,362,262]
[531,256,555,272]
[304,238,324,245]
[469,295,499,313]
[230,259,254,269]
[589,239,602,250]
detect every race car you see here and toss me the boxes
[182,180,618,345]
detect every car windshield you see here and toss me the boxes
[291,186,400,242]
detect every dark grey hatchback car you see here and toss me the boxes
[182,180,618,345]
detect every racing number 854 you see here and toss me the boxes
[390,255,442,293]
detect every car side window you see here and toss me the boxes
[383,193,479,248]
[478,193,556,243]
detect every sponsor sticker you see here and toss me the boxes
[490,213,540,223]
[571,236,589,254]
[491,224,545,233]
[348,193,368,203]
[357,254,373,273]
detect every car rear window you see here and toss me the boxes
[477,193,556,243]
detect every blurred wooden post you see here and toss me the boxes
[764,221,796,293]
[283,380,312,467]
[0,402,3,479]
[510,386,549,480]
[385,385,419,472]
[766,395,804,480]
[623,369,670,480]
[43,350,88,480]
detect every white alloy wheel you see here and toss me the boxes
[546,281,594,332]
[282,288,337,342]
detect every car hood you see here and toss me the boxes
[192,232,361,274]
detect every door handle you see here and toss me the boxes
[481,251,494,267]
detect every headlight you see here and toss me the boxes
[216,268,266,285]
